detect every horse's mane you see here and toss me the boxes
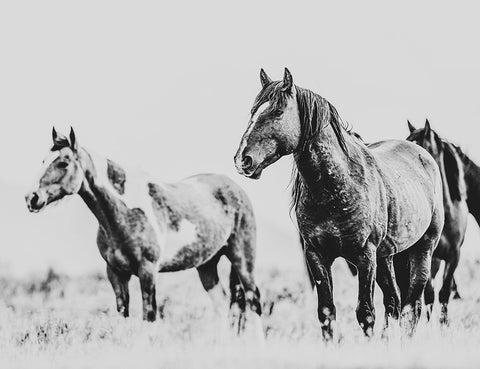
[442,141,462,202]
[290,87,352,213]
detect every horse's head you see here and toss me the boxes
[406,119,443,157]
[407,119,463,202]
[26,127,85,212]
[234,68,301,179]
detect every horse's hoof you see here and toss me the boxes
[453,291,462,300]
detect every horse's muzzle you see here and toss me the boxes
[25,191,46,213]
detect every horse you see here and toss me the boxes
[234,68,444,339]
[406,120,468,324]
[25,128,262,332]
[456,145,480,227]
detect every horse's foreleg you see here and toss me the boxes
[138,262,157,322]
[352,243,376,337]
[424,257,441,321]
[106,264,131,317]
[439,250,460,325]
[376,255,400,330]
[305,247,336,341]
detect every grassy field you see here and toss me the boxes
[0,256,479,369]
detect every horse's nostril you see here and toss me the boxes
[30,192,39,207]
[242,155,253,169]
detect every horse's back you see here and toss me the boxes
[182,173,254,214]
[368,140,443,255]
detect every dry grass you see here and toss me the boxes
[0,258,479,369]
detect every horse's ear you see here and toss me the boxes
[260,68,272,88]
[282,67,293,92]
[424,119,431,133]
[52,126,60,142]
[407,120,416,133]
[52,126,68,148]
[69,127,78,152]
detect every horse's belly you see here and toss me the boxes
[157,218,230,272]
[379,191,433,256]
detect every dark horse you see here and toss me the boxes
[234,68,444,339]
[26,128,262,333]
[406,120,468,324]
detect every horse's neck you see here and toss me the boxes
[77,148,143,232]
[294,124,355,204]
[461,153,480,224]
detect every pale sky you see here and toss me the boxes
[1,1,480,275]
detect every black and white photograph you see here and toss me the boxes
[1,1,479,368]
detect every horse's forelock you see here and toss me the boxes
[51,137,70,152]
[251,81,287,116]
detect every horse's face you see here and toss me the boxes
[26,128,84,213]
[234,68,301,179]
[406,119,442,157]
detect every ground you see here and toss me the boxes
[1,256,479,369]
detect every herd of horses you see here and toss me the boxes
[25,68,479,341]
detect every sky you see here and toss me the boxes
[1,1,480,275]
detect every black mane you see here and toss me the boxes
[51,137,70,151]
[290,87,351,212]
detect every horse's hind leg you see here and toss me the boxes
[376,255,401,331]
[393,249,410,307]
[229,265,246,333]
[402,233,438,335]
[225,224,262,336]
[197,250,227,319]
[452,277,461,300]
[424,257,441,321]
[439,249,460,325]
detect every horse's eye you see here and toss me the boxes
[57,161,69,169]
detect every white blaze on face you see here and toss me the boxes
[236,101,271,167]
[162,219,198,261]
[251,101,270,125]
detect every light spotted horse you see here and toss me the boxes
[234,68,444,339]
[26,128,262,330]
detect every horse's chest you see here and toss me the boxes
[97,226,158,274]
